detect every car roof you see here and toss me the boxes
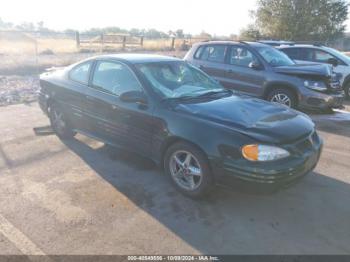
[194,40,269,48]
[278,44,324,49]
[259,40,295,46]
[88,53,182,64]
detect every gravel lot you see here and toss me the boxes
[0,102,349,255]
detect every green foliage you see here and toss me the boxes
[198,31,212,39]
[81,27,168,38]
[0,17,175,38]
[240,24,262,40]
[175,29,184,38]
[0,17,13,29]
[249,0,348,41]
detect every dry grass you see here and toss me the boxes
[0,31,207,55]
[0,32,77,54]
[0,31,193,75]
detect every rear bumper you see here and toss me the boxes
[38,92,49,115]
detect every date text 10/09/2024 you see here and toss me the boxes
[127,256,220,261]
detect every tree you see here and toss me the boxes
[0,17,13,29]
[198,31,212,39]
[250,0,348,41]
[15,22,35,31]
[239,24,262,40]
[175,29,184,38]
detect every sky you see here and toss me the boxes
[0,0,257,35]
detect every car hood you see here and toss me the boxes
[174,95,314,144]
[273,63,332,78]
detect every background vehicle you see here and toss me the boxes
[39,54,322,197]
[278,44,350,99]
[184,41,344,110]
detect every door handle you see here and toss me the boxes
[227,69,233,73]
[111,105,118,110]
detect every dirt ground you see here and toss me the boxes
[0,102,349,255]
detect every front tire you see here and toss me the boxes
[267,88,297,108]
[164,142,213,198]
[49,103,76,139]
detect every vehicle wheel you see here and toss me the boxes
[267,88,297,108]
[164,142,213,198]
[344,82,350,100]
[49,103,76,139]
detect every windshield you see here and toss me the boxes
[324,47,350,65]
[136,61,226,99]
[256,46,295,67]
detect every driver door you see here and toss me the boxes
[82,60,154,155]
[224,46,266,97]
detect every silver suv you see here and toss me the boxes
[278,44,350,99]
[184,41,344,111]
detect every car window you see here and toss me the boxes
[314,50,335,63]
[256,46,295,67]
[69,62,92,84]
[137,61,224,99]
[194,46,205,59]
[92,61,142,96]
[229,46,258,67]
[282,48,299,60]
[201,45,227,63]
[300,49,314,61]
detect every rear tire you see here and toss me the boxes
[267,88,297,109]
[49,103,76,139]
[344,82,350,100]
[164,142,213,198]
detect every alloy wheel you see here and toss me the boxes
[169,150,203,191]
[270,93,292,107]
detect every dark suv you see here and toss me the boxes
[184,41,344,110]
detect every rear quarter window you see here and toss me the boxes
[194,46,205,59]
[69,61,92,84]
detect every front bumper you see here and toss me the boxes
[212,133,323,192]
[299,89,344,110]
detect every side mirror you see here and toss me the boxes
[327,58,338,67]
[249,61,262,70]
[120,90,147,105]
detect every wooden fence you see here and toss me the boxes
[0,29,217,54]
[75,32,210,50]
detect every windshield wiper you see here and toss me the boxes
[194,89,232,98]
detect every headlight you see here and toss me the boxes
[304,80,327,92]
[242,144,290,161]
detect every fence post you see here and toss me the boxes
[75,31,80,48]
[100,33,104,53]
[171,37,175,50]
[122,36,126,49]
[140,36,144,47]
